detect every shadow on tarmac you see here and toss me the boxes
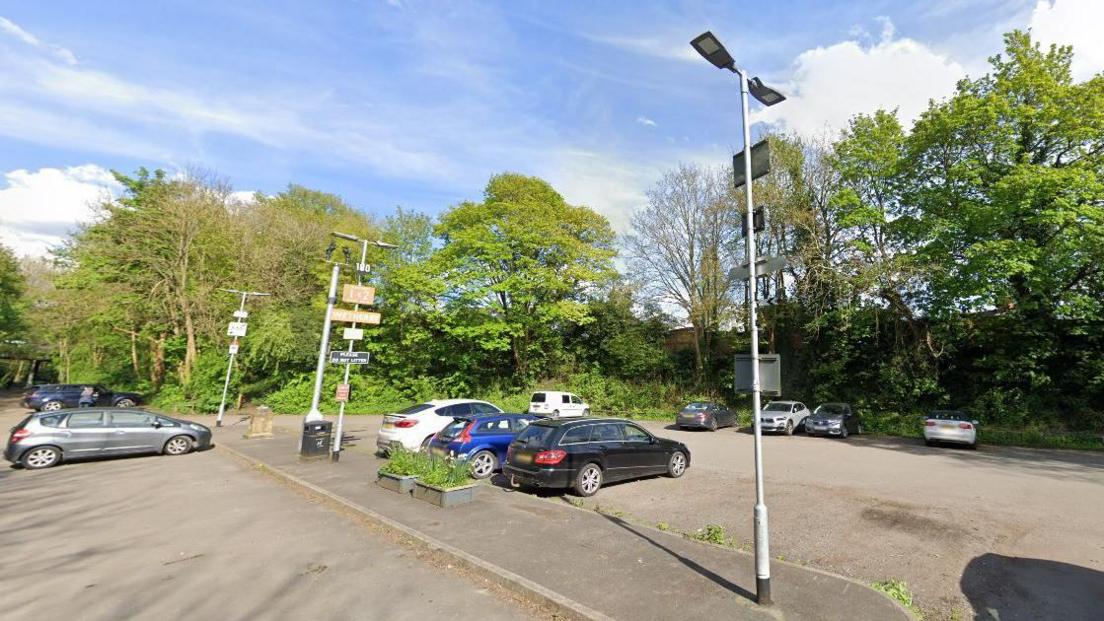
[960,553,1104,621]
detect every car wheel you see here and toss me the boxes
[469,450,497,479]
[574,463,602,497]
[553,409,560,417]
[582,409,590,416]
[708,418,718,432]
[785,420,794,436]
[21,446,61,469]
[116,398,135,408]
[163,435,194,456]
[667,451,688,478]
[857,425,864,435]
[42,400,63,412]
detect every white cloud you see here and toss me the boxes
[1027,0,1104,81]
[755,19,965,135]
[580,33,700,63]
[547,150,656,232]
[0,15,77,65]
[0,165,122,258]
[636,116,658,127]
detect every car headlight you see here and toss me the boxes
[829,420,841,427]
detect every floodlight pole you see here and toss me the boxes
[306,264,341,422]
[737,66,772,606]
[216,289,270,427]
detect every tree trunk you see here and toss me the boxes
[180,296,197,384]
[129,330,140,379]
[151,334,166,387]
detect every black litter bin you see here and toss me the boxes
[301,420,333,460]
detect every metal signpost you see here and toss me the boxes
[692,30,787,606]
[304,231,396,460]
[216,289,270,427]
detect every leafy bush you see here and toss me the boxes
[379,447,432,477]
[262,373,410,414]
[420,457,474,489]
[688,524,731,546]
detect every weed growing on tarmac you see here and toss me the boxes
[688,524,730,547]
[872,579,923,619]
[656,522,670,531]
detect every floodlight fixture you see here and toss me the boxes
[690,31,735,71]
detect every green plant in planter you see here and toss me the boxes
[420,457,475,489]
[379,447,432,477]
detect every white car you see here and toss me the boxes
[924,410,978,449]
[528,391,589,418]
[376,399,503,453]
[758,401,810,435]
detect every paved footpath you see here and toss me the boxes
[205,418,911,621]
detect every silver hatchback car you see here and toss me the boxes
[5,408,213,469]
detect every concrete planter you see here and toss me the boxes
[413,481,478,508]
[376,471,418,495]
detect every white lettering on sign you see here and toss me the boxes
[342,284,376,306]
[330,308,381,324]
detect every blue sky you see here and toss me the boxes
[1,0,1099,256]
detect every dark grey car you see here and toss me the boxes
[806,402,862,438]
[5,408,212,469]
[676,402,738,431]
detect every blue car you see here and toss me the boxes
[428,413,543,479]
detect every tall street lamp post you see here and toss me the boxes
[305,242,344,423]
[329,232,396,461]
[216,288,270,427]
[691,30,786,606]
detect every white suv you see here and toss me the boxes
[376,399,503,453]
[528,391,589,418]
[759,401,810,435]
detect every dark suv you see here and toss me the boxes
[21,384,142,412]
[504,418,690,497]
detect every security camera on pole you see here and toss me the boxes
[691,30,787,607]
[328,232,396,462]
[216,288,271,427]
[302,232,396,458]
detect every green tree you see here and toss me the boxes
[434,173,617,380]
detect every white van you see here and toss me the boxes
[528,391,589,418]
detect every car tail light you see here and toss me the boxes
[958,422,973,430]
[924,420,936,426]
[534,449,566,465]
[506,447,514,460]
[394,419,419,428]
[10,428,32,442]
[458,422,474,443]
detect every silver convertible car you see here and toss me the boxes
[5,408,212,469]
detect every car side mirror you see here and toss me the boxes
[152,421,163,428]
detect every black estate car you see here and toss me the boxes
[21,384,142,412]
[504,418,690,497]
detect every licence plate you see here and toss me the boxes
[515,453,532,465]
[383,421,394,429]
[939,423,956,429]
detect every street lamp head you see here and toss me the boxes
[332,231,359,242]
[373,240,399,249]
[690,31,735,71]
[748,77,786,106]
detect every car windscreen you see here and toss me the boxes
[813,404,846,416]
[396,403,433,415]
[763,403,791,412]
[514,424,555,448]
[438,418,471,440]
[530,392,546,403]
[683,402,711,411]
